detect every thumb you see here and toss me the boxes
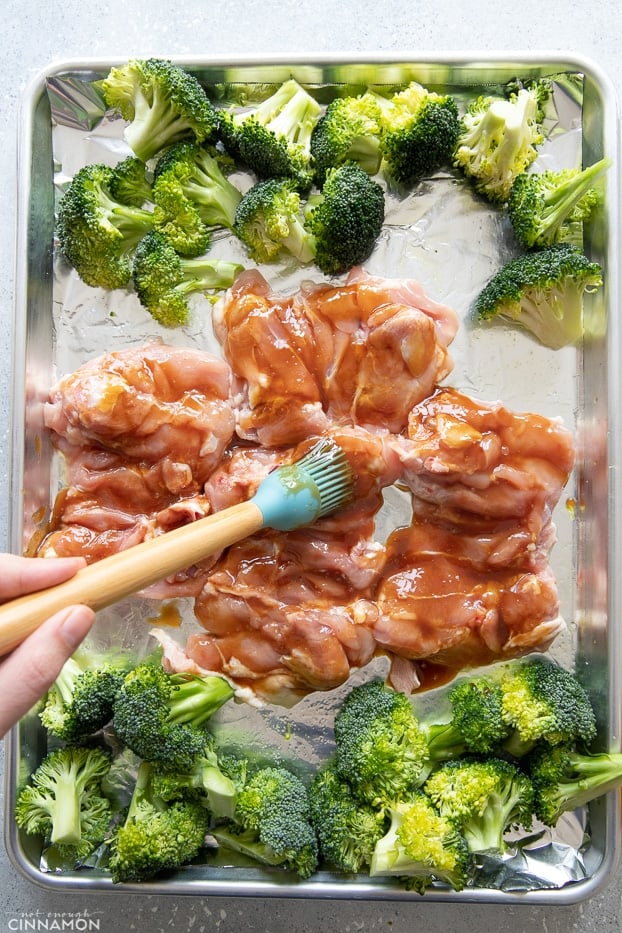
[0,604,95,738]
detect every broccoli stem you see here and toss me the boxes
[503,731,537,759]
[538,159,608,231]
[252,80,301,126]
[462,805,505,853]
[172,258,244,298]
[101,188,154,248]
[281,216,315,263]
[126,761,157,821]
[52,657,83,707]
[184,177,241,229]
[126,90,192,163]
[555,752,622,812]
[200,764,237,820]
[167,675,233,727]
[424,722,468,762]
[269,91,319,148]
[49,773,82,846]
[212,826,283,866]
[346,136,383,175]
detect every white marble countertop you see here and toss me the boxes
[1,1,621,930]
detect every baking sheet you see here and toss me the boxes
[4,53,622,903]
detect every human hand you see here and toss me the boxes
[0,554,95,738]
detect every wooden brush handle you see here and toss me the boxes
[0,499,264,656]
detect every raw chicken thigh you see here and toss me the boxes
[39,342,239,595]
[37,270,576,702]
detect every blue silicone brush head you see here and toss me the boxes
[251,438,355,532]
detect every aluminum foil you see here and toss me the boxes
[33,65,597,893]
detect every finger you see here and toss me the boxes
[0,603,95,738]
[0,554,87,602]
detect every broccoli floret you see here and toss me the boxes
[57,163,156,289]
[304,162,385,275]
[132,230,244,327]
[149,735,237,821]
[14,746,112,861]
[310,91,384,185]
[108,760,210,883]
[529,743,622,827]
[308,761,387,873]
[375,82,460,187]
[423,757,534,854]
[507,157,611,249]
[454,86,546,204]
[219,78,321,191]
[39,649,129,743]
[415,676,508,765]
[498,657,597,758]
[98,58,218,163]
[444,675,510,755]
[233,177,315,264]
[111,661,234,772]
[333,679,429,808]
[474,241,603,349]
[418,673,529,765]
[108,156,154,207]
[213,765,319,879]
[217,751,249,794]
[369,794,473,894]
[152,141,243,256]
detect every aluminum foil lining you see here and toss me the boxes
[32,66,597,893]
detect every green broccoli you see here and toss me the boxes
[369,794,473,894]
[107,760,210,883]
[454,85,547,203]
[57,162,156,289]
[132,230,244,327]
[218,78,321,191]
[14,746,112,861]
[332,678,429,808]
[111,661,234,772]
[304,162,385,275]
[149,735,237,821]
[233,177,315,263]
[444,675,510,755]
[39,649,129,743]
[108,156,153,207]
[529,743,622,828]
[374,81,460,187]
[152,141,243,256]
[310,91,384,185]
[498,657,597,758]
[359,676,508,768]
[98,58,219,163]
[424,757,534,854]
[212,764,319,879]
[474,241,603,349]
[308,761,387,873]
[507,157,611,249]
